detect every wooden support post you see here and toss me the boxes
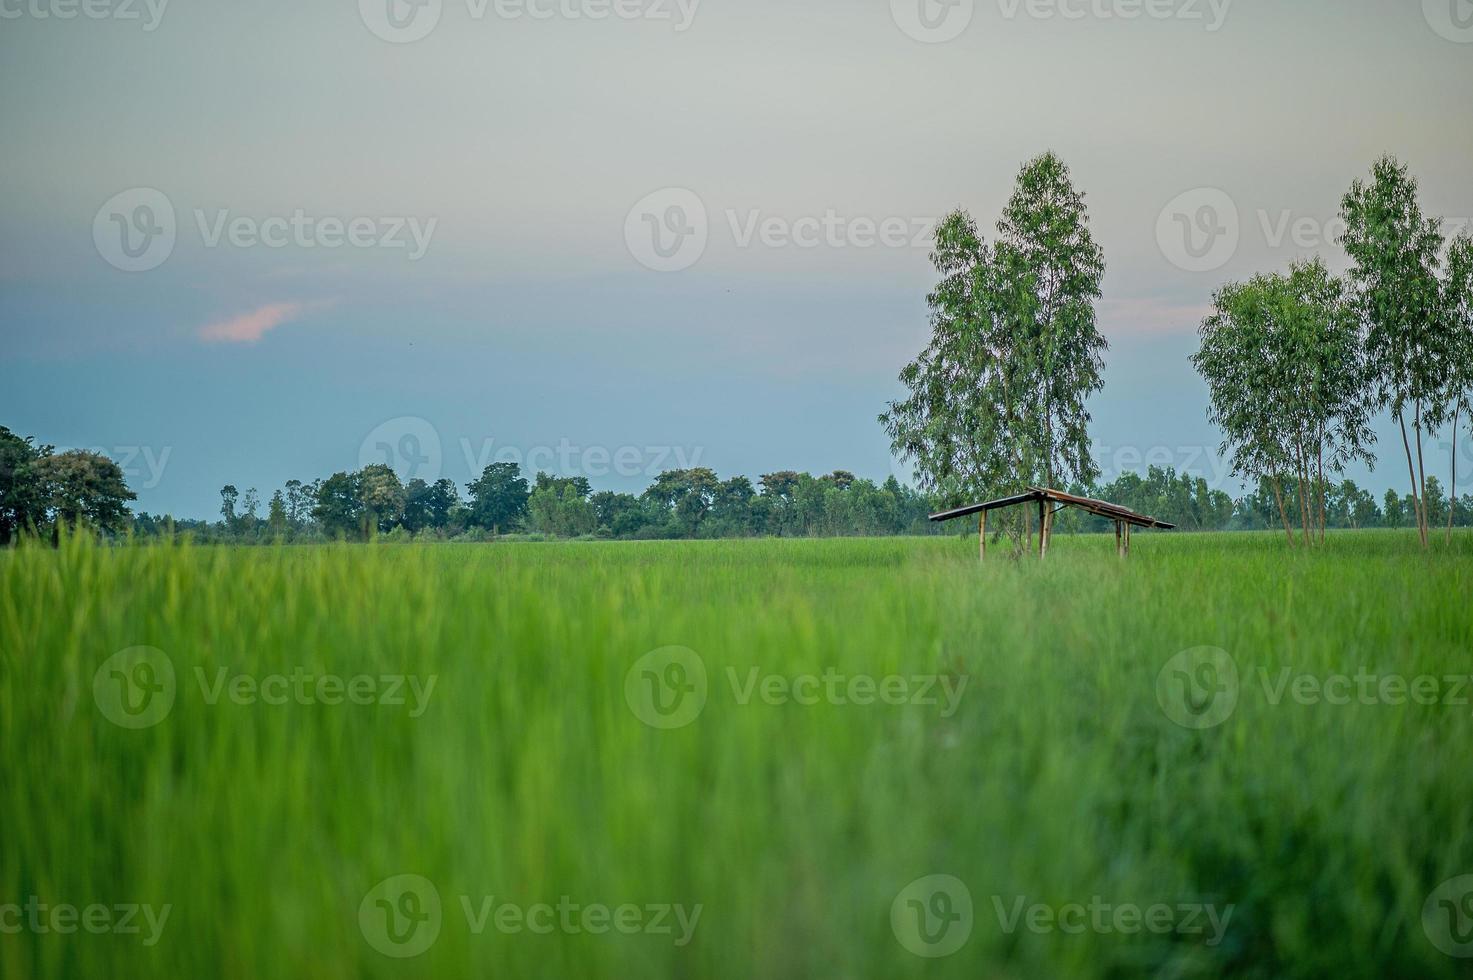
[1115,520,1123,557]
[1124,521,1131,556]
[1038,500,1047,558]
[979,509,987,562]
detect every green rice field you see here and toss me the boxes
[2,531,1471,977]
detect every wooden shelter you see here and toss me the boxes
[929,486,1176,559]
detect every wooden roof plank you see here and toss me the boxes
[927,490,1044,523]
[929,486,1176,530]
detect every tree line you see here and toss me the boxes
[6,422,1468,545]
[133,460,1473,542]
[1192,156,1473,548]
[133,464,946,542]
[1060,466,1472,534]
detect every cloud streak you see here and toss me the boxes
[198,302,309,344]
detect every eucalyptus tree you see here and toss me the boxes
[881,210,1019,506]
[1276,258,1376,542]
[1193,275,1300,543]
[1192,259,1372,545]
[882,152,1106,550]
[1444,234,1473,542]
[993,151,1108,492]
[1339,156,1450,547]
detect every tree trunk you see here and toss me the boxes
[1399,412,1425,547]
[1416,400,1430,547]
[1449,405,1461,545]
[1270,471,1295,545]
[1293,446,1312,546]
[1316,432,1326,544]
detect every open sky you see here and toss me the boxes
[3,0,1472,517]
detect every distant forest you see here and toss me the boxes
[4,425,1470,545]
[136,463,1473,543]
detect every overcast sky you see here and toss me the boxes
[3,0,1472,517]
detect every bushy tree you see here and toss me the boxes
[590,491,650,537]
[403,478,459,533]
[643,468,721,535]
[466,462,529,534]
[358,464,406,535]
[1384,489,1406,528]
[0,426,52,543]
[35,450,136,536]
[1192,258,1373,545]
[312,471,362,539]
[527,481,596,537]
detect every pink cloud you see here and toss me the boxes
[198,302,307,344]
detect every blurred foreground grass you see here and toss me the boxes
[2,531,1471,977]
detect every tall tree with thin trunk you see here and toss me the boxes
[1339,156,1450,548]
[882,152,1106,554]
[993,151,1108,492]
[1445,234,1473,542]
